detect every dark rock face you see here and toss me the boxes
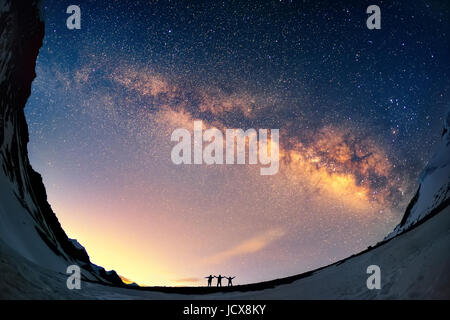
[0,0,122,286]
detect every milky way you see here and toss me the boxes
[25,0,449,285]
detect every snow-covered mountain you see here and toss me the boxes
[0,0,123,286]
[0,0,449,299]
[387,111,450,238]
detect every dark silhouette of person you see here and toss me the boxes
[205,275,214,287]
[226,276,236,286]
[215,275,224,287]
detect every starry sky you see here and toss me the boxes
[25,0,449,286]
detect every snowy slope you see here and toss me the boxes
[0,0,122,286]
[387,111,450,238]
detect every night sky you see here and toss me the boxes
[25,0,449,286]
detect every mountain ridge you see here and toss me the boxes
[0,0,123,286]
